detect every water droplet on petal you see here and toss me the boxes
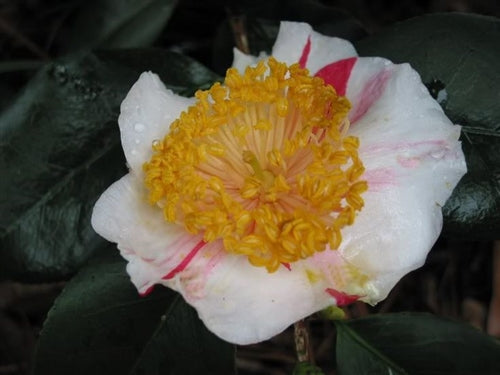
[135,139,140,144]
[134,123,145,132]
[430,149,446,159]
[437,89,448,104]
[131,149,138,155]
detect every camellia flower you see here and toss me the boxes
[91,22,466,345]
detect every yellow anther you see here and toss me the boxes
[276,97,289,117]
[143,57,367,272]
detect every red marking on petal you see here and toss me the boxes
[282,262,292,271]
[350,69,391,124]
[315,57,357,96]
[325,288,360,306]
[298,36,312,69]
[162,240,206,280]
[139,285,154,297]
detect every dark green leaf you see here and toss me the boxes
[212,0,366,74]
[336,313,500,375]
[0,49,220,282]
[0,60,45,74]
[67,0,178,52]
[355,13,500,239]
[34,253,235,375]
[293,361,325,375]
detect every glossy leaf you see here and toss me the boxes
[336,313,500,375]
[0,49,220,282]
[355,13,500,239]
[212,0,365,74]
[34,253,235,375]
[67,0,178,52]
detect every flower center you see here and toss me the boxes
[143,58,368,272]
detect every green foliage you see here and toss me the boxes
[66,0,178,52]
[0,0,179,112]
[33,252,235,375]
[336,313,500,375]
[293,361,325,375]
[355,13,500,239]
[0,50,219,282]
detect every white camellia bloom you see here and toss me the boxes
[91,21,467,345]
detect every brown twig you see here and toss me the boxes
[487,241,500,337]
[0,15,49,60]
[294,319,314,363]
[226,8,250,54]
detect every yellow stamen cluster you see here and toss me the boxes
[143,58,368,272]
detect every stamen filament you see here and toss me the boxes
[143,58,368,272]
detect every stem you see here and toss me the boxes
[294,319,314,363]
[225,7,250,54]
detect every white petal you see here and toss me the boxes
[272,21,357,74]
[231,48,268,73]
[91,173,204,293]
[154,240,371,345]
[338,59,467,302]
[344,57,393,123]
[174,254,324,345]
[118,72,195,175]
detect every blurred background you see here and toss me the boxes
[1,1,499,374]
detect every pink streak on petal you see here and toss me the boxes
[201,242,226,277]
[325,288,360,306]
[315,57,357,96]
[178,241,226,301]
[151,234,204,267]
[363,168,397,191]
[398,156,421,169]
[350,69,392,124]
[162,240,207,280]
[139,285,155,297]
[363,140,447,155]
[298,36,312,69]
[282,262,292,271]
